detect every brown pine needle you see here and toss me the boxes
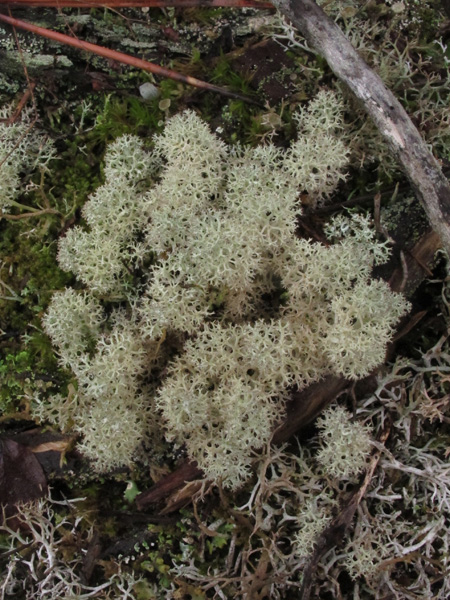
[0,12,260,104]
[2,0,273,6]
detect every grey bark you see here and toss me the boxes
[272,0,450,255]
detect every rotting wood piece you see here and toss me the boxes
[389,229,441,296]
[272,376,348,446]
[135,460,202,511]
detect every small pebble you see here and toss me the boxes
[139,82,160,101]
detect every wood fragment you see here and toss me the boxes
[388,229,441,296]
[272,376,348,445]
[0,438,48,526]
[271,0,450,254]
[135,460,202,510]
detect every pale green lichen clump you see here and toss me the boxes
[316,405,372,478]
[0,104,54,212]
[39,93,410,486]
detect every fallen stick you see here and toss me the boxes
[135,461,202,510]
[271,0,450,254]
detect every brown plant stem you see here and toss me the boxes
[4,82,35,124]
[2,0,273,6]
[0,208,60,220]
[271,0,450,255]
[0,13,259,104]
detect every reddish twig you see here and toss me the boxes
[0,12,260,104]
[5,83,36,125]
[1,0,273,6]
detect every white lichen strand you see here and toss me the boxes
[0,104,55,212]
[0,495,145,599]
[293,494,335,558]
[40,102,410,481]
[284,90,350,200]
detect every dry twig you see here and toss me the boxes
[272,0,450,254]
[0,12,260,104]
[2,0,273,6]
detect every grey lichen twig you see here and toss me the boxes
[272,0,450,255]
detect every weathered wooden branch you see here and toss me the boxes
[272,0,450,255]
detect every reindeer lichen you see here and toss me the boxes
[37,96,409,485]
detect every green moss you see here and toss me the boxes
[41,93,165,211]
[0,86,173,419]
[89,94,163,143]
[211,54,254,96]
[180,7,227,26]
[0,223,71,413]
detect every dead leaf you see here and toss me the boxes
[0,438,47,525]
[31,439,71,454]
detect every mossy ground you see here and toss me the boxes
[1,2,450,598]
